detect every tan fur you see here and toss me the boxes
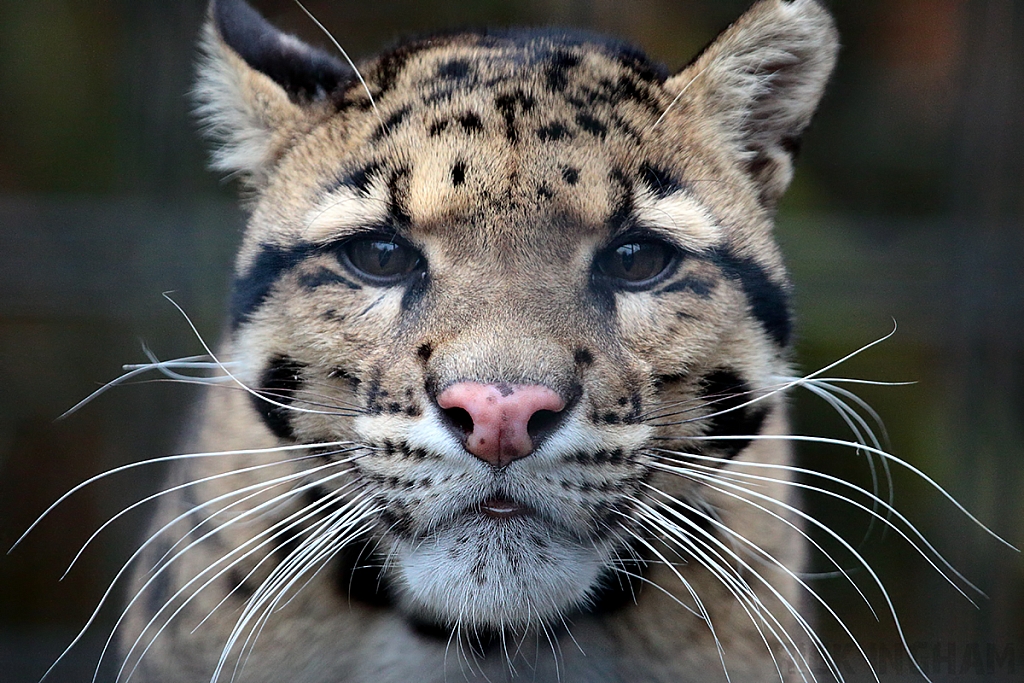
[122,1,839,680]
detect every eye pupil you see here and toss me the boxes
[341,236,421,284]
[377,243,394,269]
[618,243,638,273]
[596,239,675,287]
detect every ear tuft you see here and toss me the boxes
[194,0,351,188]
[665,0,838,207]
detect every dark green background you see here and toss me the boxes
[1,0,1021,681]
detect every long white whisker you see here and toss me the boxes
[669,461,931,681]
[61,448,342,580]
[117,480,371,682]
[638,485,870,682]
[107,465,364,682]
[651,450,982,599]
[615,525,731,682]
[629,504,816,683]
[12,440,353,553]
[687,433,1017,550]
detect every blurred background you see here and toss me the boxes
[0,0,1021,680]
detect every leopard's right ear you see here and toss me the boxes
[195,0,351,188]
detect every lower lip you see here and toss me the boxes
[480,497,527,519]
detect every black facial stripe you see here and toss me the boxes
[656,275,716,298]
[297,266,362,292]
[252,355,306,441]
[708,248,792,347]
[213,0,350,103]
[232,240,384,329]
[231,242,313,329]
[699,368,769,459]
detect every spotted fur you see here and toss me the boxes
[120,0,841,680]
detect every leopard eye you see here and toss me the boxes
[595,240,676,287]
[339,235,423,285]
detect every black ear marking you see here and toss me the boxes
[212,0,350,102]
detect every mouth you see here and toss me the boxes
[479,496,530,519]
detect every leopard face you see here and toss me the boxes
[196,0,836,647]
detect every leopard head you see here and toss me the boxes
[197,0,837,635]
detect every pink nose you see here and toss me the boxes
[436,382,566,467]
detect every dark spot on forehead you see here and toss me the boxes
[537,121,573,142]
[371,105,412,142]
[607,166,634,233]
[436,58,473,80]
[387,166,412,225]
[574,348,593,366]
[428,119,449,136]
[493,90,536,144]
[451,161,466,186]
[562,166,579,185]
[576,113,607,139]
[544,49,581,91]
[457,111,483,132]
[337,160,382,196]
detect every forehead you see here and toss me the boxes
[328,34,671,233]
[264,31,722,261]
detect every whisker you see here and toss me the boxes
[650,450,983,599]
[627,505,814,682]
[61,447,356,580]
[104,465,365,682]
[613,524,731,681]
[646,328,901,429]
[685,433,1017,550]
[292,0,383,128]
[637,485,872,682]
[58,353,241,419]
[11,440,354,553]
[117,481,372,683]
[662,461,935,681]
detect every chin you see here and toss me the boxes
[392,513,610,630]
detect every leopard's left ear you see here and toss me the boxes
[664,0,838,208]
[194,0,351,189]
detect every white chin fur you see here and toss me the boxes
[393,515,607,629]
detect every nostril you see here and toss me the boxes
[441,406,474,438]
[526,409,563,442]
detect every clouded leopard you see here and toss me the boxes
[32,0,1000,681]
